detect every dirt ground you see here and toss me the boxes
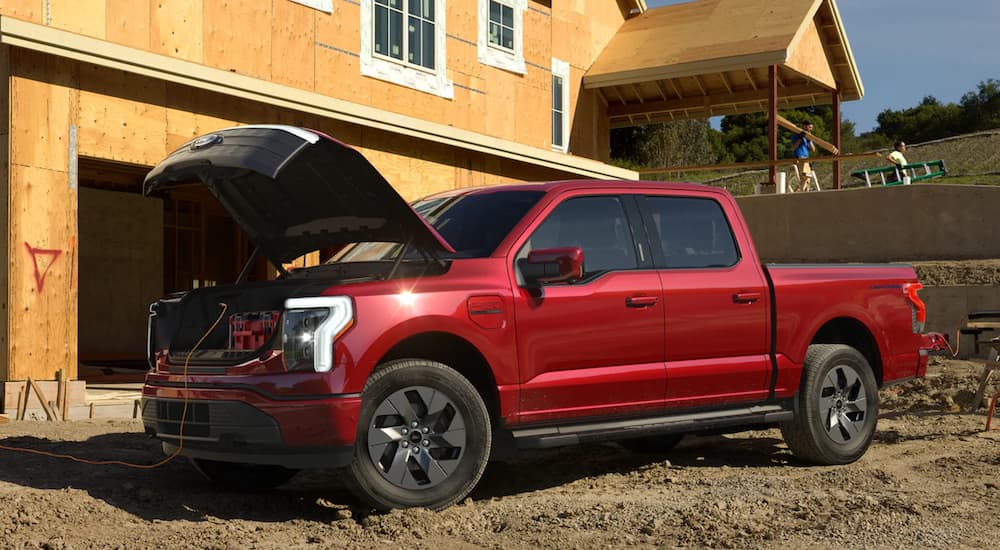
[1,357,999,549]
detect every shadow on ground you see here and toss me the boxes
[0,429,796,521]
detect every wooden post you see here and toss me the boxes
[768,65,778,186]
[832,90,842,189]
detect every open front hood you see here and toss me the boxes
[143,125,454,264]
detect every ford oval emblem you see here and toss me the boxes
[190,134,223,151]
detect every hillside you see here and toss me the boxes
[648,129,1000,195]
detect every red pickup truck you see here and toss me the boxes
[141,126,943,511]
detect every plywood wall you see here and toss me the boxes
[1,46,592,382]
[0,0,626,158]
[0,46,10,382]
[78,187,163,359]
[7,51,80,382]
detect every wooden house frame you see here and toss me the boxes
[0,0,860,412]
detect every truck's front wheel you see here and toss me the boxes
[781,344,878,465]
[348,359,491,511]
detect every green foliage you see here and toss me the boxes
[609,78,1000,169]
[610,119,717,168]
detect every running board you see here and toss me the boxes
[512,404,793,449]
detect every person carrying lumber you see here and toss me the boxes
[886,141,908,182]
[790,122,817,192]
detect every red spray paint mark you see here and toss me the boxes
[24,242,63,294]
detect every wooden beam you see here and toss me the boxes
[607,84,822,117]
[768,65,777,185]
[692,74,708,95]
[667,79,684,99]
[832,90,842,189]
[653,80,670,101]
[719,71,733,94]
[745,69,758,90]
[776,114,840,154]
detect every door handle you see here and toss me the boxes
[732,292,761,304]
[626,295,659,308]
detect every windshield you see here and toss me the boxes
[330,190,544,262]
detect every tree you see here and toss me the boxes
[960,79,1000,132]
[610,119,717,168]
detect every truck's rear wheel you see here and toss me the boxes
[781,344,878,465]
[348,359,491,511]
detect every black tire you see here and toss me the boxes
[348,359,491,511]
[618,433,684,454]
[780,344,879,465]
[190,458,298,491]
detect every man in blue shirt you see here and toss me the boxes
[790,122,817,192]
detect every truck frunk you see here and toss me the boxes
[141,125,945,511]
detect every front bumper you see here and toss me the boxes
[141,384,361,469]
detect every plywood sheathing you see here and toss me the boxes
[0,0,42,25]
[78,63,168,165]
[151,0,204,63]
[271,0,317,90]
[8,50,79,382]
[0,45,10,382]
[204,0,272,80]
[49,0,107,39]
[78,187,162,359]
[785,18,836,89]
[106,0,152,51]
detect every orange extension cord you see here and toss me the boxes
[0,303,229,470]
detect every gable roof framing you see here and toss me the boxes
[584,0,862,128]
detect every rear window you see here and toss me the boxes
[331,190,543,262]
[644,196,740,269]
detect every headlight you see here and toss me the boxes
[282,296,354,372]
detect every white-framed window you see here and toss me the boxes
[478,0,525,74]
[551,58,570,152]
[361,0,454,99]
[290,0,332,13]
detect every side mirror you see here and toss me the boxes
[521,247,584,286]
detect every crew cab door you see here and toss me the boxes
[637,193,771,408]
[510,194,666,424]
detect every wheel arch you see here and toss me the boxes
[377,331,502,425]
[810,317,884,386]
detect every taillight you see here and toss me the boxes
[903,282,926,333]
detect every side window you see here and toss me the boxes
[478,0,526,74]
[361,0,454,99]
[645,196,740,269]
[519,196,638,276]
[551,58,570,152]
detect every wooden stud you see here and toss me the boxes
[768,64,778,186]
[832,90,842,189]
[89,402,95,419]
[26,378,57,421]
[16,384,26,420]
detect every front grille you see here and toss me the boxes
[155,401,210,437]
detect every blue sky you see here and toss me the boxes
[644,0,1000,132]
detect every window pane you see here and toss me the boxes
[374,5,388,55]
[490,1,501,23]
[489,22,501,46]
[390,9,403,59]
[501,27,513,50]
[424,0,434,21]
[422,20,435,68]
[526,197,637,274]
[552,110,562,146]
[388,0,401,9]
[646,196,739,269]
[552,75,563,111]
[502,5,514,27]
[408,16,420,64]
